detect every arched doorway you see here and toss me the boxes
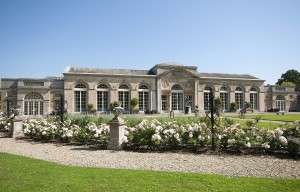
[171,84,183,112]
[276,95,285,112]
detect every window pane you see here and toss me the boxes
[97,91,108,112]
[138,91,149,111]
[235,93,244,110]
[118,91,129,111]
[220,92,229,111]
[81,91,86,112]
[204,92,211,110]
[161,95,168,111]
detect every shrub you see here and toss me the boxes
[223,117,235,127]
[245,102,252,108]
[246,120,256,128]
[19,116,299,155]
[130,98,139,106]
[0,117,11,132]
[230,102,237,111]
[87,104,96,114]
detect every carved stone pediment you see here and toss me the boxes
[158,67,198,79]
[185,80,194,90]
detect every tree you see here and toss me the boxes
[130,98,139,114]
[87,104,96,114]
[281,81,296,86]
[130,98,139,106]
[277,69,300,85]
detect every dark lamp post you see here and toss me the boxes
[209,87,216,151]
[6,100,10,118]
[60,94,68,122]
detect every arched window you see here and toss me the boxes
[74,83,87,112]
[171,84,183,111]
[250,88,259,110]
[204,86,213,111]
[220,86,229,111]
[138,85,149,112]
[118,84,130,112]
[276,95,285,112]
[24,92,44,115]
[235,87,244,110]
[97,84,109,112]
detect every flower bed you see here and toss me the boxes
[0,116,299,155]
[125,119,300,155]
[0,117,12,132]
[22,118,110,144]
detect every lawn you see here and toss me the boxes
[229,118,286,130]
[0,153,299,192]
[224,113,300,122]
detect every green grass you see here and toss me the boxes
[224,113,300,122]
[227,118,287,130]
[0,153,299,192]
[61,114,293,130]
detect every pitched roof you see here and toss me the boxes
[198,72,260,80]
[67,67,155,76]
[66,66,262,80]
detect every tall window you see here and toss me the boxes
[74,83,87,112]
[250,88,258,110]
[24,92,44,115]
[161,95,168,111]
[220,86,229,111]
[118,84,130,112]
[235,87,244,110]
[276,95,285,112]
[204,86,212,111]
[97,84,109,112]
[138,85,149,112]
[171,84,183,111]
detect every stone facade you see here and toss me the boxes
[264,85,300,112]
[1,62,299,116]
[0,77,64,116]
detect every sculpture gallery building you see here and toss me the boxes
[1,62,299,116]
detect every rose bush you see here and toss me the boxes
[125,119,300,154]
[0,117,11,132]
[22,118,110,143]
[16,117,300,155]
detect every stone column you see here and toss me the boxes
[107,117,126,150]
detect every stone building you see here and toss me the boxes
[264,85,300,112]
[1,62,299,116]
[0,77,64,116]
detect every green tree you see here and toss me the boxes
[276,69,300,85]
[281,81,296,86]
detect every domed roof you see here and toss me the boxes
[155,62,183,67]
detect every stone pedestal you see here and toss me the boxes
[9,119,24,138]
[195,109,200,116]
[107,117,126,150]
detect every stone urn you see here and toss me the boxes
[111,107,123,121]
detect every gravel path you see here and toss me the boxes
[0,138,299,179]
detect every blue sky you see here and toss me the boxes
[0,0,299,85]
